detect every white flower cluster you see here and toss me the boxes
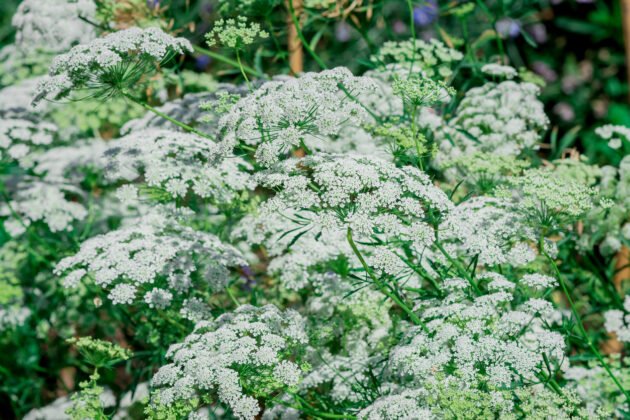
[150,304,307,419]
[604,296,630,343]
[217,67,376,166]
[102,129,253,201]
[438,197,537,267]
[54,210,245,310]
[432,80,548,166]
[595,124,630,150]
[371,38,463,79]
[233,212,353,290]
[256,153,452,241]
[33,27,192,105]
[481,63,518,79]
[11,0,97,53]
[0,118,58,167]
[387,275,565,389]
[1,180,87,236]
[0,306,31,331]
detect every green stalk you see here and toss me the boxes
[122,92,214,141]
[235,49,253,91]
[544,249,630,404]
[193,45,264,78]
[347,227,428,331]
[434,240,482,295]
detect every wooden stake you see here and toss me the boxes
[286,0,304,75]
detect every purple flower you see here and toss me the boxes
[335,22,352,42]
[496,18,521,38]
[413,0,438,27]
[195,55,211,70]
[146,0,160,9]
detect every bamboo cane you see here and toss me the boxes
[286,0,304,75]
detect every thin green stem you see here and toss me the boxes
[434,240,482,295]
[226,286,240,307]
[122,92,214,141]
[544,250,630,404]
[347,227,427,330]
[193,45,264,78]
[235,49,253,91]
[288,0,328,70]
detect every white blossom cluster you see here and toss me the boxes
[0,306,31,331]
[0,117,58,167]
[595,124,630,150]
[387,275,566,389]
[150,304,307,419]
[233,212,354,290]
[371,38,463,79]
[102,129,253,201]
[1,180,87,236]
[54,210,245,310]
[217,67,376,166]
[604,296,630,343]
[481,63,518,79]
[33,27,193,105]
[256,153,452,242]
[432,80,548,167]
[438,197,537,267]
[11,0,97,53]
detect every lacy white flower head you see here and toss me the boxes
[102,128,252,202]
[54,210,245,310]
[440,152,530,190]
[437,197,537,267]
[498,164,599,231]
[371,38,463,79]
[358,381,592,419]
[232,212,354,290]
[387,277,566,390]
[0,306,31,332]
[603,295,630,343]
[432,80,548,166]
[1,180,87,236]
[595,124,630,150]
[255,153,452,256]
[32,27,192,105]
[205,17,269,50]
[0,117,58,167]
[12,0,97,53]
[149,304,308,419]
[392,74,455,109]
[481,63,518,79]
[217,67,376,166]
[564,358,629,418]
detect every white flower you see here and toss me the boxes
[1,180,87,234]
[103,129,252,202]
[33,27,192,105]
[11,0,97,52]
[481,63,518,79]
[150,305,307,419]
[115,185,139,205]
[55,208,245,310]
[217,67,376,166]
